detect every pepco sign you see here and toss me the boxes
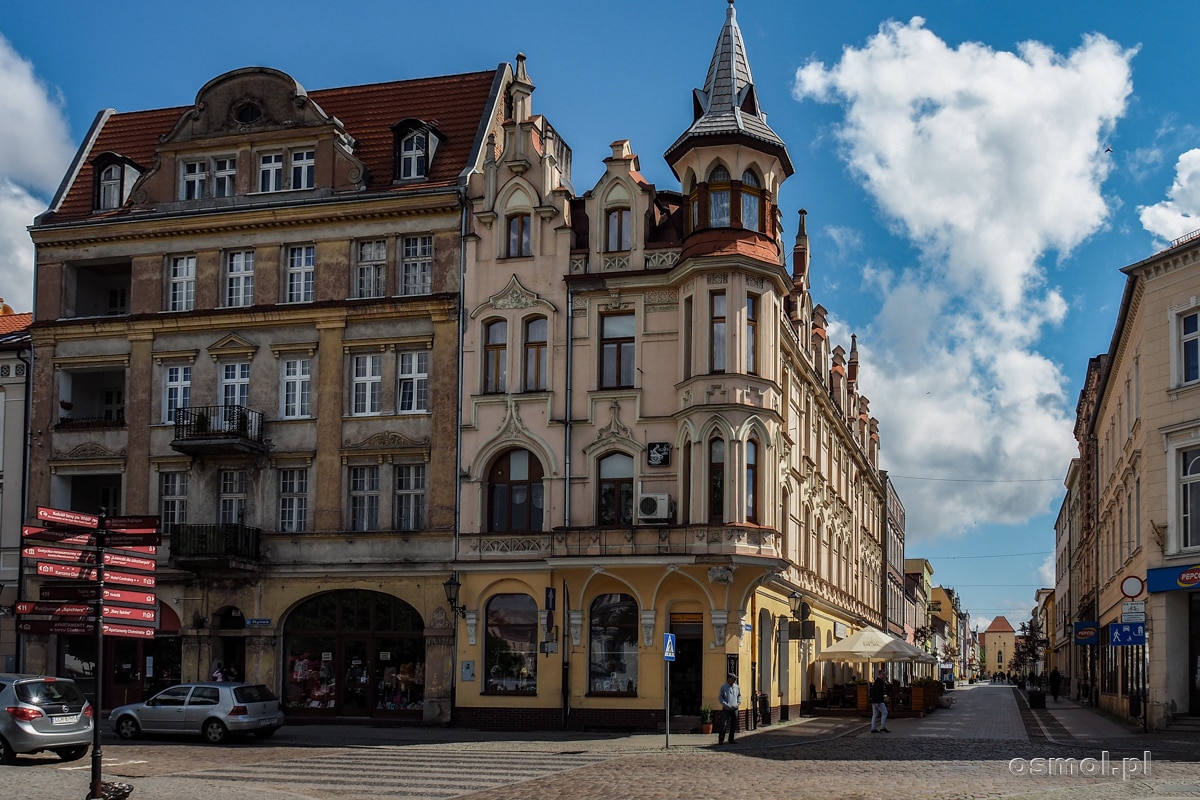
[1146,565,1200,592]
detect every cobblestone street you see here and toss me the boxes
[5,683,1199,800]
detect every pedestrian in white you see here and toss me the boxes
[717,672,741,744]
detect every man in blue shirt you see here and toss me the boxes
[717,672,741,744]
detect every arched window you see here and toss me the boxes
[708,165,731,227]
[708,437,725,523]
[487,449,544,532]
[484,320,507,394]
[741,169,762,232]
[746,438,759,524]
[484,594,538,694]
[588,594,639,695]
[99,164,122,210]
[400,131,427,179]
[506,213,531,257]
[606,208,631,252]
[523,317,547,391]
[597,452,634,526]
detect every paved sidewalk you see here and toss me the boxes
[851,680,1028,740]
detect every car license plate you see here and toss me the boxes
[52,714,80,725]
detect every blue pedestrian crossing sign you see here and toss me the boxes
[663,633,676,661]
[1109,622,1146,646]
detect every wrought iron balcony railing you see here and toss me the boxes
[171,405,266,454]
[168,523,261,562]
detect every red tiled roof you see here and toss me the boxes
[0,312,33,335]
[46,69,499,224]
[984,616,1015,633]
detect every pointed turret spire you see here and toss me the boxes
[665,0,793,175]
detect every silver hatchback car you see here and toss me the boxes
[0,673,93,764]
[109,682,281,744]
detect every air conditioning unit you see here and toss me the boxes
[638,493,670,521]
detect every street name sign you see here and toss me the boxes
[103,552,156,572]
[102,515,161,530]
[102,622,156,640]
[22,526,94,545]
[37,506,99,529]
[14,602,93,616]
[102,605,157,623]
[23,545,95,564]
[102,588,156,607]
[105,570,156,588]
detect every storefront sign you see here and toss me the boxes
[647,442,671,466]
[1073,621,1099,644]
[834,622,848,639]
[1147,564,1200,592]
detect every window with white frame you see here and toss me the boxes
[484,320,507,394]
[708,165,731,227]
[740,169,762,232]
[221,362,251,408]
[213,157,236,197]
[163,365,191,424]
[278,468,308,533]
[259,152,284,192]
[355,240,387,298]
[281,358,311,418]
[398,351,428,412]
[168,256,196,312]
[401,235,432,295]
[291,149,315,190]
[182,160,208,200]
[395,464,425,531]
[349,465,380,531]
[99,164,123,209]
[400,131,427,180]
[286,245,315,303]
[351,354,382,415]
[219,469,247,524]
[225,251,255,307]
[524,317,547,391]
[1181,448,1200,550]
[160,472,188,529]
[1182,311,1199,385]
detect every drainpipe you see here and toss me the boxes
[16,345,32,671]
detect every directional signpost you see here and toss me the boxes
[16,506,160,800]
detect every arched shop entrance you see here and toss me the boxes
[284,590,426,720]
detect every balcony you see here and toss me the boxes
[457,524,782,562]
[171,405,266,456]
[168,523,261,572]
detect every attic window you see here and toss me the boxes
[392,120,441,182]
[234,102,262,125]
[92,155,140,211]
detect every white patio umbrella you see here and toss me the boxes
[814,627,929,663]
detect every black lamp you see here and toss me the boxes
[788,591,811,621]
[443,574,467,618]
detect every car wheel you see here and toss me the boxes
[255,727,278,739]
[115,716,141,740]
[202,718,228,744]
[55,745,89,762]
[0,735,16,766]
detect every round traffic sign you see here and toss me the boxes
[1120,575,1144,598]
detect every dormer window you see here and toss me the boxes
[392,120,441,182]
[93,155,140,211]
[291,150,315,190]
[99,165,122,210]
[179,155,237,200]
[259,153,284,192]
[606,208,631,252]
[182,160,208,200]
[400,132,427,179]
[708,165,731,227]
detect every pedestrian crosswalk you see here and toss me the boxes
[191,745,613,799]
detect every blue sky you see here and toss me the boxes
[3,0,1199,634]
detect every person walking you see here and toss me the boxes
[869,669,890,732]
[1049,668,1062,702]
[717,672,741,745]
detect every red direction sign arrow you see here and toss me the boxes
[105,570,156,588]
[23,545,96,564]
[16,619,96,636]
[103,533,162,549]
[103,605,157,623]
[103,552,156,572]
[37,506,100,529]
[14,602,93,616]
[102,588,156,607]
[102,622,156,640]
[37,562,96,581]
[22,526,95,545]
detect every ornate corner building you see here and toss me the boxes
[22,2,886,729]
[453,3,883,730]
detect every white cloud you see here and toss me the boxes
[795,19,1134,540]
[1139,148,1200,242]
[0,34,76,312]
[1038,554,1055,587]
